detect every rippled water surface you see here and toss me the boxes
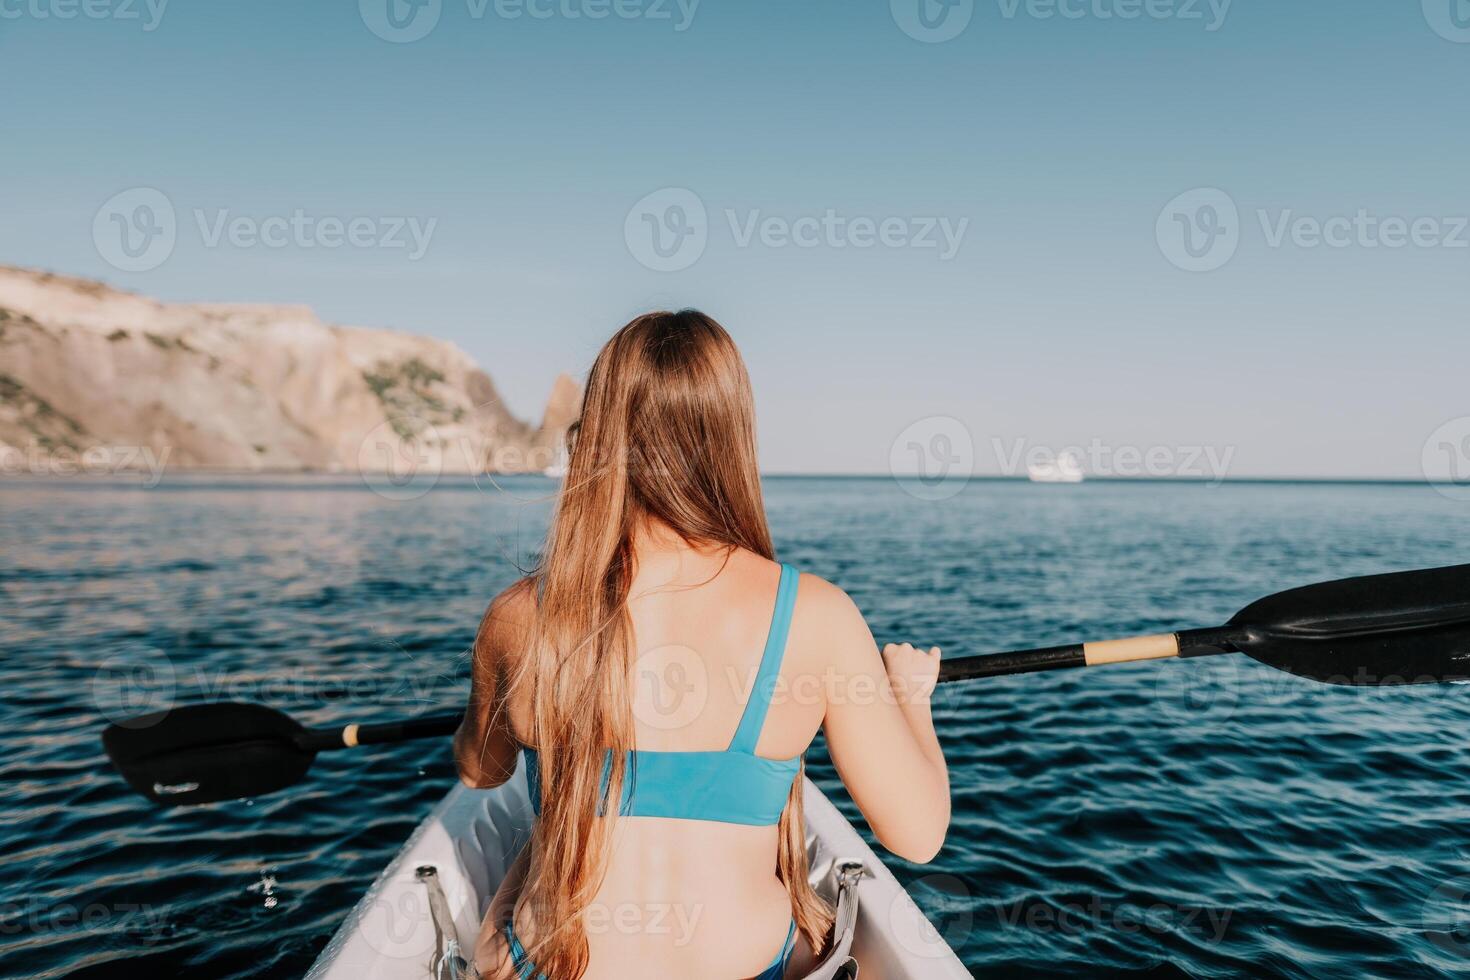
[3,476,1469,978]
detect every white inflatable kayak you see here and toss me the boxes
[306,768,969,979]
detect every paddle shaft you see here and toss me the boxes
[295,712,462,752]
[935,626,1248,683]
[295,628,1245,750]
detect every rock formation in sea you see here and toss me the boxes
[0,266,580,477]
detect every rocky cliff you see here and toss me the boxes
[0,266,579,477]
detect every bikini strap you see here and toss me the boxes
[728,563,799,754]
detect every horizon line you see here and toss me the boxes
[0,471,1456,488]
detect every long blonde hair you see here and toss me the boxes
[504,311,833,978]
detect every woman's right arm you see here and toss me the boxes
[809,577,950,863]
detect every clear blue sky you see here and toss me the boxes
[3,0,1467,478]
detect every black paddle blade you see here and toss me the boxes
[1229,563,1470,685]
[102,702,315,806]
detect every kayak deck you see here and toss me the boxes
[307,769,968,979]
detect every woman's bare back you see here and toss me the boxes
[481,540,821,977]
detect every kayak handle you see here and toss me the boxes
[296,712,462,752]
[936,626,1247,683]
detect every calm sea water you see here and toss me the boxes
[3,476,1469,978]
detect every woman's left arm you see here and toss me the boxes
[454,580,532,788]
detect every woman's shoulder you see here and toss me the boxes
[492,576,538,617]
[786,566,872,653]
[718,551,865,632]
[475,577,538,659]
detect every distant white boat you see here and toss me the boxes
[1028,451,1085,484]
[542,447,569,479]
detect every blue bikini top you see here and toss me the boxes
[522,563,803,827]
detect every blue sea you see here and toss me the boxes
[3,476,1469,978]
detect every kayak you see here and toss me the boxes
[306,767,970,979]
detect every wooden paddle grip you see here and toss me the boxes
[1082,633,1180,666]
